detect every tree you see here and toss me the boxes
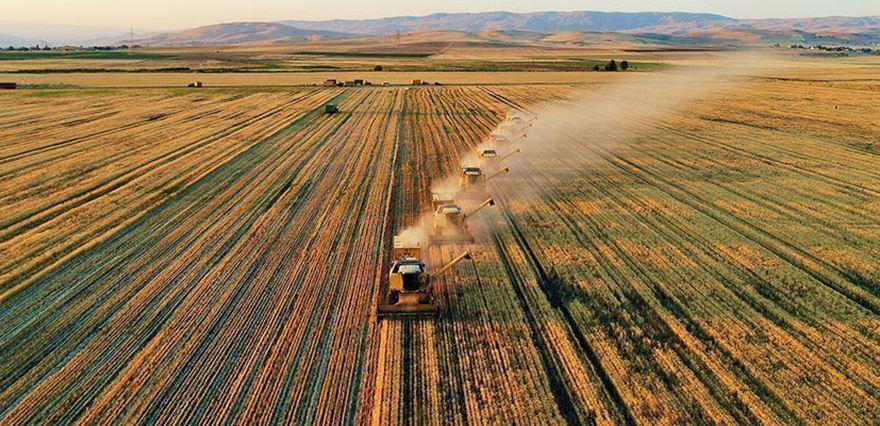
[621,60,629,71]
[592,65,600,72]
[373,65,384,71]
[604,59,618,72]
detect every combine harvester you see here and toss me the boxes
[504,113,537,129]
[489,133,510,145]
[489,131,529,146]
[377,237,473,318]
[459,166,509,194]
[477,148,498,160]
[492,114,537,144]
[428,198,495,244]
[478,148,521,166]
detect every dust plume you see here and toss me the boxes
[394,52,781,248]
[490,52,783,204]
[394,214,431,247]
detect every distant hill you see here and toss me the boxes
[102,12,880,48]
[0,21,155,46]
[0,33,42,47]
[742,16,880,34]
[131,22,352,46]
[278,11,736,35]
[276,12,880,46]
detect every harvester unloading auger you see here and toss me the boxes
[489,131,528,146]
[509,116,537,130]
[428,197,495,244]
[499,116,536,134]
[377,237,473,318]
[498,149,521,165]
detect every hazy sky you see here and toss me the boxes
[4,0,879,30]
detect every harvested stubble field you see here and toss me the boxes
[1,68,880,426]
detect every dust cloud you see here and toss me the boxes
[490,52,783,204]
[394,52,782,249]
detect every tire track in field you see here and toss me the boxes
[0,91,334,296]
[600,119,880,286]
[574,159,880,401]
[557,123,880,318]
[0,91,354,424]
[494,193,637,426]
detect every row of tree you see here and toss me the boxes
[4,45,139,52]
[592,60,630,72]
[5,46,52,52]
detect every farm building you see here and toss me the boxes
[323,79,337,87]
[412,79,422,85]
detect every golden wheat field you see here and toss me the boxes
[1,58,880,425]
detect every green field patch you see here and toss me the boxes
[0,88,119,98]
[291,51,433,59]
[0,51,173,61]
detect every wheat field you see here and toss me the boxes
[1,65,879,425]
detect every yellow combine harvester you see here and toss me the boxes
[478,148,498,160]
[459,166,509,191]
[490,133,509,144]
[377,237,473,318]
[429,198,495,244]
[490,132,529,146]
[479,148,520,165]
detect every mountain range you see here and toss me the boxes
[277,12,880,36]
[130,22,350,46]
[5,11,880,47]
[0,21,155,47]
[278,11,737,35]
[0,33,41,47]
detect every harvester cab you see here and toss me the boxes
[479,149,498,159]
[428,198,495,244]
[378,237,473,318]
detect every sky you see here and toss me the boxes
[2,0,878,31]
